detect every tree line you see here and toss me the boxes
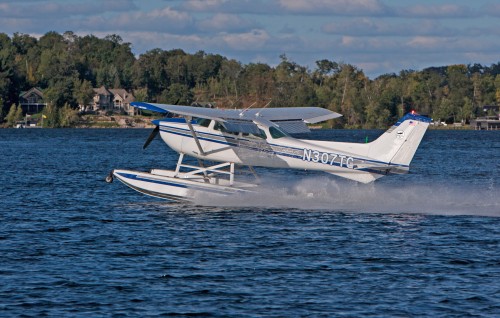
[1,31,499,128]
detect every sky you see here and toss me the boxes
[1,0,500,78]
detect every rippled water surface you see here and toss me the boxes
[1,128,499,317]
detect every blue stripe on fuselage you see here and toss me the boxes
[158,123,407,172]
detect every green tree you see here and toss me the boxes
[241,63,273,99]
[159,83,193,105]
[433,98,453,122]
[44,102,59,127]
[12,33,38,86]
[460,96,474,122]
[6,103,17,126]
[0,97,4,122]
[44,77,76,107]
[0,33,16,109]
[133,87,148,102]
[314,59,338,87]
[15,103,23,122]
[59,103,79,127]
[73,79,94,110]
[334,63,367,127]
[446,64,470,122]
[218,59,242,101]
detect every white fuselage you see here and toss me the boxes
[157,119,390,181]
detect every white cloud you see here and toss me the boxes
[197,13,257,33]
[182,0,228,11]
[407,36,445,49]
[73,6,193,33]
[222,29,270,50]
[397,4,476,18]
[180,0,278,14]
[0,0,137,18]
[482,3,500,18]
[278,0,387,15]
[322,18,454,37]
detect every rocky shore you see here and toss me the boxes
[73,115,156,128]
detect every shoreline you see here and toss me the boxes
[3,114,497,130]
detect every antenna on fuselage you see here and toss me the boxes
[255,99,272,117]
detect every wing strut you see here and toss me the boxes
[184,116,206,156]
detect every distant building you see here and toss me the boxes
[471,105,500,130]
[482,105,499,115]
[19,87,46,114]
[109,88,136,116]
[91,86,112,111]
[86,86,136,115]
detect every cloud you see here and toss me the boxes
[0,0,137,18]
[396,4,478,18]
[64,6,194,34]
[180,0,280,14]
[482,3,500,17]
[406,36,444,49]
[322,18,455,37]
[180,0,226,11]
[278,0,388,15]
[180,0,389,16]
[196,13,258,33]
[222,29,271,50]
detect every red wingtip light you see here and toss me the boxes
[411,110,415,115]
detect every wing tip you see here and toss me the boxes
[131,102,168,113]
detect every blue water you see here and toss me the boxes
[1,128,499,317]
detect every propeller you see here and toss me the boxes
[143,125,160,150]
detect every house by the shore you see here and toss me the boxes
[470,105,500,130]
[81,86,136,116]
[19,87,46,114]
[19,86,136,116]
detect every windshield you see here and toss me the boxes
[269,126,288,139]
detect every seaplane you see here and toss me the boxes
[107,101,431,201]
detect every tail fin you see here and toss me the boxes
[367,112,431,173]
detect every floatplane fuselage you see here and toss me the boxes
[109,102,431,200]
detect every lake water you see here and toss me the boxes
[1,128,499,317]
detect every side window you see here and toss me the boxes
[269,126,287,139]
[197,118,211,127]
[214,122,227,132]
[248,128,267,139]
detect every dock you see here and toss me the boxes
[470,117,500,130]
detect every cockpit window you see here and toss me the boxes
[214,123,268,139]
[214,122,226,132]
[269,126,288,139]
[256,129,267,139]
[197,118,211,127]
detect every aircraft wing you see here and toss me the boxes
[132,102,227,121]
[131,102,341,123]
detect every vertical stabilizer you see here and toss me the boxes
[367,112,431,170]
